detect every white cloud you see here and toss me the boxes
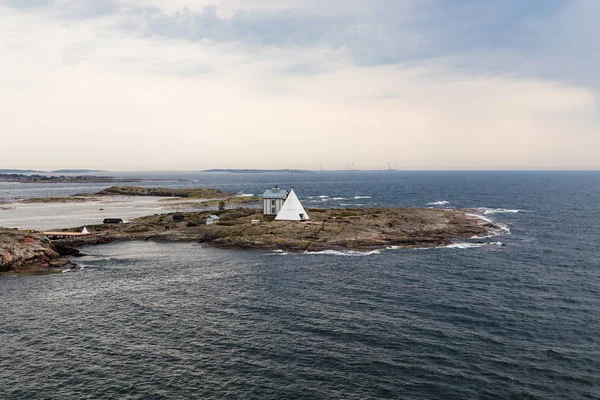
[0,3,598,170]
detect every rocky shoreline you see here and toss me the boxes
[0,229,76,275]
[1,206,502,274]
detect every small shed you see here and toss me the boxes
[206,215,220,225]
[263,185,288,216]
[103,218,123,224]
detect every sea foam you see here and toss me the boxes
[443,241,504,249]
[427,200,450,206]
[304,249,382,256]
[478,207,522,215]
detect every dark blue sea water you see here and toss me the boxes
[1,171,599,399]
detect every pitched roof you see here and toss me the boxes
[263,185,288,199]
[275,188,310,221]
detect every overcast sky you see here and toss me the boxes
[1,0,598,170]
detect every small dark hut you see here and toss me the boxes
[103,218,123,224]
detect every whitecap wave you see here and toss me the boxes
[304,249,382,256]
[427,200,450,206]
[236,193,254,197]
[353,196,372,199]
[443,241,504,249]
[332,197,347,200]
[266,250,289,256]
[478,207,522,215]
[466,213,511,234]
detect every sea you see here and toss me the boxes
[1,171,599,399]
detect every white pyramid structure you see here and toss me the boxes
[275,188,310,221]
[81,227,90,234]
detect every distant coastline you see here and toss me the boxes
[0,169,44,174]
[0,169,105,174]
[0,174,139,184]
[202,169,312,173]
[50,169,106,173]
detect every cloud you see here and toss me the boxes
[0,7,598,170]
[3,0,118,18]
[0,1,598,170]
[3,0,597,93]
[5,0,51,8]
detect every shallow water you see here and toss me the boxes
[1,171,599,399]
[0,196,206,231]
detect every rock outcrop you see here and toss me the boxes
[0,228,75,274]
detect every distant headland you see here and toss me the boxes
[202,169,312,173]
[0,174,139,184]
[0,169,105,174]
[50,169,106,173]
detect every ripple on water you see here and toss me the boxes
[2,171,600,399]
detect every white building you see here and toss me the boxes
[275,188,310,221]
[263,185,288,216]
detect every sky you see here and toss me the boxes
[0,0,598,171]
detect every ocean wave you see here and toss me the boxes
[467,213,511,234]
[266,250,289,256]
[443,241,504,249]
[477,207,522,215]
[268,240,504,255]
[427,200,450,206]
[266,249,382,256]
[353,196,371,199]
[236,193,254,197]
[332,197,347,200]
[304,249,382,256]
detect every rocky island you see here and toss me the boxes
[1,205,501,274]
[0,186,505,274]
